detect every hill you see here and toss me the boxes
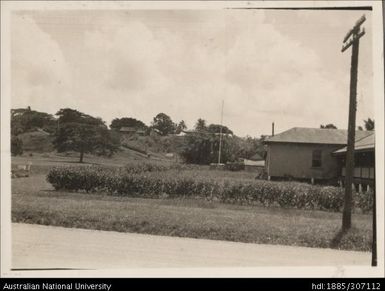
[18,130,55,153]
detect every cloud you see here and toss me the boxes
[11,14,72,113]
[10,10,373,136]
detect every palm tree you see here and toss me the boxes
[363,118,374,131]
[195,118,207,131]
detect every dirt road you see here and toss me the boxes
[12,223,371,269]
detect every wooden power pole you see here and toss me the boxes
[341,15,366,231]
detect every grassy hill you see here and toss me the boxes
[13,128,185,166]
[18,130,55,153]
[120,133,186,154]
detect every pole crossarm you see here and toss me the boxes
[341,28,365,52]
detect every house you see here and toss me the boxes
[264,127,372,183]
[333,132,375,189]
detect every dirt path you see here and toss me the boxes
[12,223,371,269]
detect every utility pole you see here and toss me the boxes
[218,100,224,164]
[341,15,366,231]
[372,158,377,266]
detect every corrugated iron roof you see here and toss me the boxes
[265,127,372,145]
[333,132,375,154]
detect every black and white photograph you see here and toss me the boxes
[1,1,384,279]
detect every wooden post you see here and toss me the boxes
[372,164,377,266]
[341,15,365,232]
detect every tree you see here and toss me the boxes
[151,113,176,136]
[56,108,104,126]
[11,135,23,156]
[207,124,233,135]
[320,124,337,129]
[195,118,207,132]
[110,117,148,131]
[363,118,374,131]
[11,107,56,135]
[235,136,264,159]
[175,120,187,134]
[53,109,119,163]
[181,132,239,165]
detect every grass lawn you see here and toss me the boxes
[11,170,372,252]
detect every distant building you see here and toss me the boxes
[264,127,373,183]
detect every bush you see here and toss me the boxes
[225,162,245,171]
[11,135,23,156]
[46,165,374,213]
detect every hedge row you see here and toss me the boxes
[46,166,373,213]
[123,162,195,174]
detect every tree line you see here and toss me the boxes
[11,106,375,164]
[10,107,262,164]
[319,118,375,131]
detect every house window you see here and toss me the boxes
[312,150,322,168]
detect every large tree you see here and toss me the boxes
[207,124,233,135]
[53,108,119,163]
[151,113,176,136]
[110,117,148,131]
[11,107,56,135]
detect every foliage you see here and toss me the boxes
[194,118,207,131]
[225,162,245,171]
[46,165,373,213]
[11,107,56,135]
[53,108,120,162]
[180,131,263,164]
[11,135,23,156]
[235,136,264,159]
[363,118,374,131]
[175,120,187,134]
[13,174,372,251]
[110,117,148,131]
[56,108,104,125]
[151,113,177,136]
[180,132,239,164]
[320,124,337,129]
[207,124,233,135]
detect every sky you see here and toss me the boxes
[11,8,373,137]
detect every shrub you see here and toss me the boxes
[46,165,373,213]
[225,162,245,171]
[11,135,23,156]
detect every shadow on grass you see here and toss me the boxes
[330,228,347,249]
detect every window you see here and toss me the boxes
[312,150,322,168]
